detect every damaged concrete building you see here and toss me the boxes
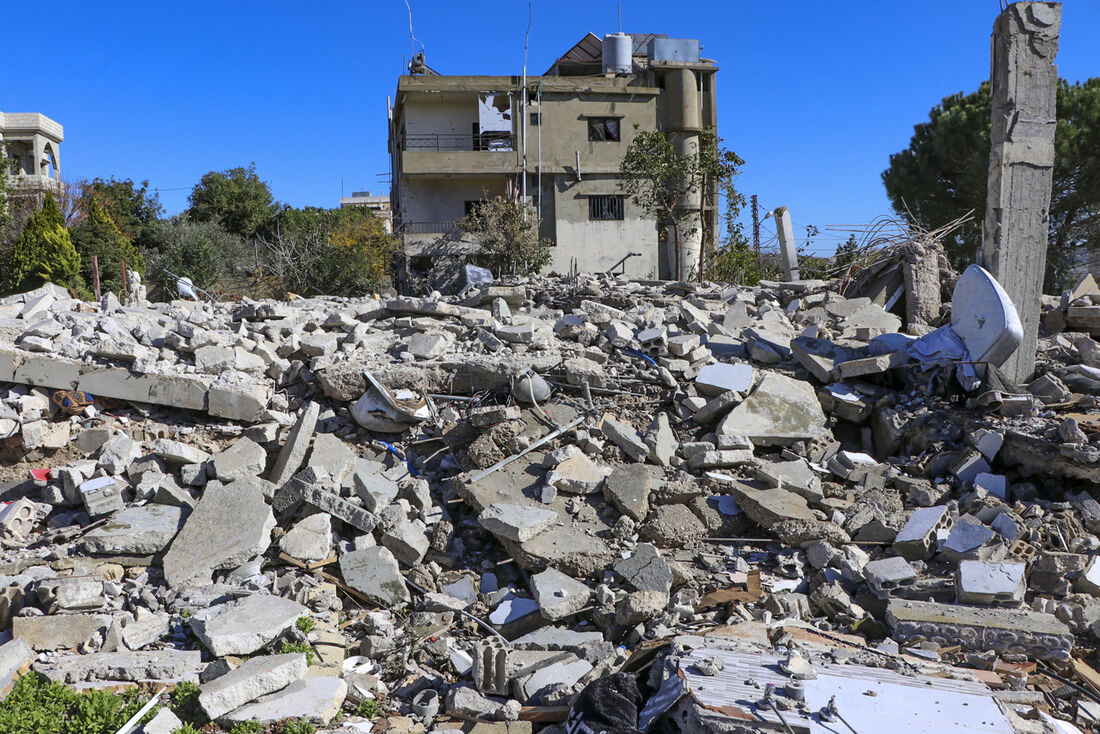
[388,33,719,289]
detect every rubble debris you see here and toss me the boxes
[0,266,1097,732]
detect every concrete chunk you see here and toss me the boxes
[603,464,651,522]
[479,503,557,543]
[198,653,309,720]
[279,513,333,562]
[268,401,320,486]
[729,482,817,529]
[162,478,276,587]
[211,437,267,481]
[695,362,753,396]
[956,560,1026,606]
[191,595,310,656]
[223,675,347,726]
[717,372,828,446]
[339,547,409,605]
[82,504,185,555]
[37,649,203,684]
[531,567,591,621]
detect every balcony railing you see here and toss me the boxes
[404,133,514,152]
[400,220,457,235]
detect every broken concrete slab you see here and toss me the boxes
[211,437,267,481]
[279,513,333,562]
[478,503,557,543]
[162,478,276,587]
[717,372,828,446]
[339,546,410,606]
[191,594,309,656]
[613,543,672,595]
[886,599,1072,661]
[14,613,113,651]
[531,567,591,621]
[603,464,651,522]
[728,481,817,529]
[152,438,210,465]
[268,401,320,486]
[695,362,753,396]
[956,560,1026,606]
[198,653,309,720]
[223,674,347,726]
[37,649,203,684]
[0,638,33,699]
[81,504,185,555]
[600,417,649,463]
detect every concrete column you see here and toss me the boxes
[980,1,1061,384]
[663,68,703,280]
[774,207,800,281]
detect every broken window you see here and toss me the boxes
[530,112,540,126]
[587,117,620,142]
[589,196,625,221]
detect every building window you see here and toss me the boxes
[589,196,625,221]
[587,117,620,142]
[530,112,540,126]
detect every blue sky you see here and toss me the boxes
[7,1,1099,254]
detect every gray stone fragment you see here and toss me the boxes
[956,560,1026,606]
[531,567,591,621]
[339,547,409,605]
[152,438,210,465]
[279,513,332,562]
[380,520,430,567]
[162,478,276,587]
[940,520,998,562]
[191,595,309,656]
[268,401,320,486]
[14,613,113,651]
[645,413,678,467]
[353,470,399,512]
[613,543,672,595]
[0,638,33,699]
[98,435,143,475]
[211,437,267,481]
[300,485,377,534]
[138,708,182,734]
[223,675,347,726]
[307,433,357,483]
[120,612,170,651]
[863,556,918,599]
[603,465,651,522]
[695,362,753,396]
[37,649,202,684]
[478,503,556,543]
[893,506,953,561]
[601,417,649,463]
[729,482,817,529]
[717,372,828,445]
[198,653,309,720]
[82,504,185,555]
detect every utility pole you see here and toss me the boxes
[751,194,760,254]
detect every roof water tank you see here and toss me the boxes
[602,33,632,74]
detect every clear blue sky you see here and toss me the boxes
[7,1,1100,254]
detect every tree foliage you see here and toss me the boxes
[260,205,397,296]
[146,216,250,299]
[82,177,164,256]
[883,78,1100,291]
[455,196,552,277]
[7,192,83,294]
[70,197,146,297]
[619,128,745,279]
[187,163,276,239]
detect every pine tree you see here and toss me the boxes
[9,192,82,294]
[71,196,146,296]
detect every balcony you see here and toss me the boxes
[400,220,457,235]
[404,133,514,152]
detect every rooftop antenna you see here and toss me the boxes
[618,2,622,33]
[402,0,422,57]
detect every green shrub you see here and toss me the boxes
[0,673,150,734]
[283,720,316,734]
[278,641,315,666]
[168,680,204,725]
[229,722,264,734]
[356,699,382,720]
[70,197,145,297]
[295,616,315,635]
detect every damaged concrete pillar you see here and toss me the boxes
[664,67,703,281]
[980,1,1061,384]
[774,207,800,282]
[903,237,941,329]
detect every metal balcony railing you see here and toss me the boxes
[403,133,515,152]
[400,220,457,235]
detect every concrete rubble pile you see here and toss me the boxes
[0,269,1099,733]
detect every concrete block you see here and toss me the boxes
[956,560,1026,606]
[695,362,753,396]
[886,599,1072,661]
[280,513,333,562]
[479,503,556,543]
[211,437,267,481]
[82,504,185,555]
[191,594,309,656]
[198,653,309,720]
[152,439,210,465]
[13,354,80,389]
[339,547,409,606]
[13,613,113,651]
[531,567,591,621]
[864,556,918,599]
[80,476,125,517]
[601,417,649,463]
[222,675,347,726]
[717,372,829,446]
[267,401,320,486]
[893,506,953,561]
[207,382,270,423]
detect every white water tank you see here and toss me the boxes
[602,33,632,74]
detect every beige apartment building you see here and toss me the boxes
[388,33,718,290]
